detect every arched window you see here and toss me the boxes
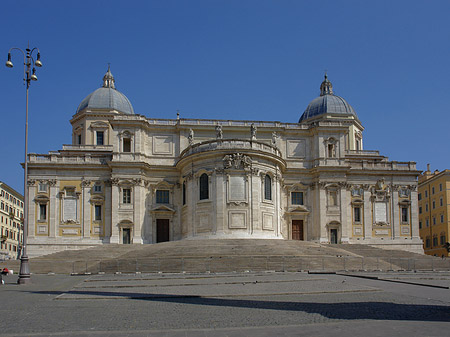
[199,173,209,200]
[264,175,272,201]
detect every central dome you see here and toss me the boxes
[76,67,134,115]
[299,75,357,123]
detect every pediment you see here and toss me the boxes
[150,205,175,213]
[286,205,310,213]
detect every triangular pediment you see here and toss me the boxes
[150,204,175,213]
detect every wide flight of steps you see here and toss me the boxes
[2,239,449,274]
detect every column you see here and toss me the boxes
[410,188,420,239]
[133,180,143,244]
[110,181,120,243]
[392,189,400,239]
[104,182,112,242]
[48,180,58,238]
[82,181,91,238]
[340,187,350,243]
[363,190,372,239]
[28,181,36,238]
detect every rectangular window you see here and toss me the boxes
[432,187,435,194]
[432,200,435,209]
[433,236,438,247]
[401,207,408,223]
[441,214,444,223]
[122,189,131,204]
[182,182,186,205]
[96,131,104,145]
[433,217,436,225]
[354,207,361,223]
[425,190,428,198]
[426,218,429,227]
[38,183,48,193]
[156,190,169,204]
[329,190,338,206]
[425,203,428,212]
[291,192,304,205]
[94,184,102,193]
[426,238,430,248]
[440,198,443,207]
[441,235,446,245]
[419,221,422,229]
[418,193,422,201]
[39,204,47,221]
[123,138,131,152]
[94,205,102,221]
[419,206,422,214]
[439,183,442,192]
[77,134,82,145]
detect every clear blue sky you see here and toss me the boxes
[1,0,449,194]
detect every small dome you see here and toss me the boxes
[76,67,134,115]
[299,75,357,123]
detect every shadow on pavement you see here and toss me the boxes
[30,289,450,322]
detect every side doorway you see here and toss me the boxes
[292,220,304,240]
[122,228,131,244]
[156,219,170,243]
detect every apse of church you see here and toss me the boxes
[25,69,423,257]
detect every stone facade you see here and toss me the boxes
[26,70,423,256]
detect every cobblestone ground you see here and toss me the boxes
[0,271,449,336]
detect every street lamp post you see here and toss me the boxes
[6,43,42,284]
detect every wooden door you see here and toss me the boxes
[292,220,304,240]
[156,219,170,243]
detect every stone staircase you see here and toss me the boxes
[2,239,449,274]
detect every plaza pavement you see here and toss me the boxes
[0,271,449,336]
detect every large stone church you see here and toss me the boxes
[26,68,423,256]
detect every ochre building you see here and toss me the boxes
[0,181,24,260]
[418,166,450,256]
[26,69,423,257]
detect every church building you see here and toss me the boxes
[26,68,423,256]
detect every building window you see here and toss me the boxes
[182,182,186,205]
[418,193,422,201]
[439,183,442,192]
[77,134,82,145]
[354,207,361,223]
[419,221,422,229]
[440,198,443,207]
[96,131,104,145]
[94,205,102,221]
[432,187,435,195]
[419,206,422,214]
[426,237,430,248]
[401,207,408,223]
[291,192,304,205]
[93,184,102,193]
[425,190,428,198]
[264,175,272,201]
[327,144,335,158]
[426,218,429,227]
[433,217,436,225]
[329,190,338,206]
[156,190,169,204]
[440,234,446,246]
[441,214,444,223]
[122,188,131,204]
[123,138,131,152]
[39,204,47,221]
[433,236,438,247]
[425,203,428,212]
[199,174,209,200]
[432,200,435,209]
[38,183,48,193]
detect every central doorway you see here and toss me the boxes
[292,220,304,240]
[156,219,170,243]
[122,228,131,244]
